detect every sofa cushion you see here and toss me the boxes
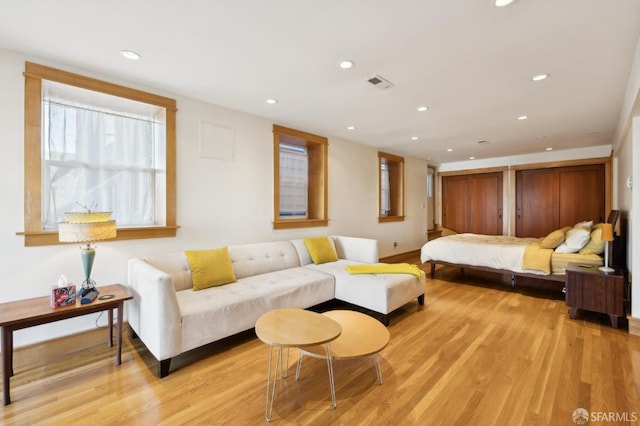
[304,236,338,264]
[176,267,335,353]
[228,241,300,279]
[291,237,338,266]
[185,247,237,291]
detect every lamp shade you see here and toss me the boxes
[600,223,614,242]
[58,212,117,243]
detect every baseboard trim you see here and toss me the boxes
[2,323,129,370]
[380,249,421,264]
[629,316,640,336]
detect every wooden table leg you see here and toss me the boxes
[570,307,578,319]
[2,327,12,405]
[116,302,123,365]
[610,314,619,329]
[108,308,114,348]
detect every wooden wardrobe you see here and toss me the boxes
[515,164,605,238]
[441,162,607,238]
[442,172,503,235]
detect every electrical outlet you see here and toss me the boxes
[393,241,398,248]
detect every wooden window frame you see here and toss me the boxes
[273,125,328,230]
[21,62,178,246]
[378,151,405,223]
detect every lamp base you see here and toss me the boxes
[598,266,615,273]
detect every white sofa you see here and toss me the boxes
[127,236,425,377]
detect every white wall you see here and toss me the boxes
[0,48,429,347]
[612,34,640,321]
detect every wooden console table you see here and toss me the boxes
[0,284,132,405]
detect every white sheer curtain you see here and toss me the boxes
[279,144,308,218]
[381,163,390,216]
[43,100,158,229]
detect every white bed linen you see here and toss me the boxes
[420,233,541,274]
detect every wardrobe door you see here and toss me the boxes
[470,172,503,235]
[443,172,503,234]
[516,164,605,238]
[442,175,469,233]
[557,165,605,226]
[516,169,557,237]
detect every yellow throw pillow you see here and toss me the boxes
[579,227,606,255]
[304,236,338,264]
[185,247,237,291]
[540,226,570,249]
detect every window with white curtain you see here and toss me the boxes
[41,81,165,230]
[378,151,404,222]
[380,162,390,216]
[279,143,308,218]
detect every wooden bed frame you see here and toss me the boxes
[428,210,621,287]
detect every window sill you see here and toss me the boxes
[273,219,329,230]
[378,215,405,223]
[19,226,179,247]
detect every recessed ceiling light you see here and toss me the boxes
[120,50,141,60]
[447,148,453,152]
[266,98,278,104]
[532,74,549,82]
[417,106,428,112]
[517,115,528,121]
[469,156,475,160]
[347,125,356,130]
[545,147,553,151]
[493,0,515,7]
[338,60,355,69]
[411,136,419,141]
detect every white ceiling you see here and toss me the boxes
[1,1,639,164]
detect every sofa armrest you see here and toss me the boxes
[127,258,182,361]
[331,236,379,263]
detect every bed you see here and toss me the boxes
[421,210,620,286]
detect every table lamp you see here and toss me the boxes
[58,211,117,295]
[599,223,614,272]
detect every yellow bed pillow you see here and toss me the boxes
[540,226,571,249]
[185,247,237,291]
[304,236,338,264]
[579,226,606,255]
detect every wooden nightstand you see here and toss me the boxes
[565,263,626,328]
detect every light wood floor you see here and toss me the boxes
[2,265,640,425]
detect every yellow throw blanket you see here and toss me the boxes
[346,263,424,279]
[521,240,553,274]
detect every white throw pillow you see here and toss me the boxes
[554,228,591,253]
[573,220,593,231]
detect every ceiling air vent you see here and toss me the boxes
[367,74,393,89]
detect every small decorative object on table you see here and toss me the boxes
[50,274,76,308]
[50,285,76,308]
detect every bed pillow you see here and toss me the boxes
[304,236,338,264]
[554,228,591,254]
[185,247,238,290]
[573,220,594,231]
[579,225,606,255]
[540,226,571,249]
